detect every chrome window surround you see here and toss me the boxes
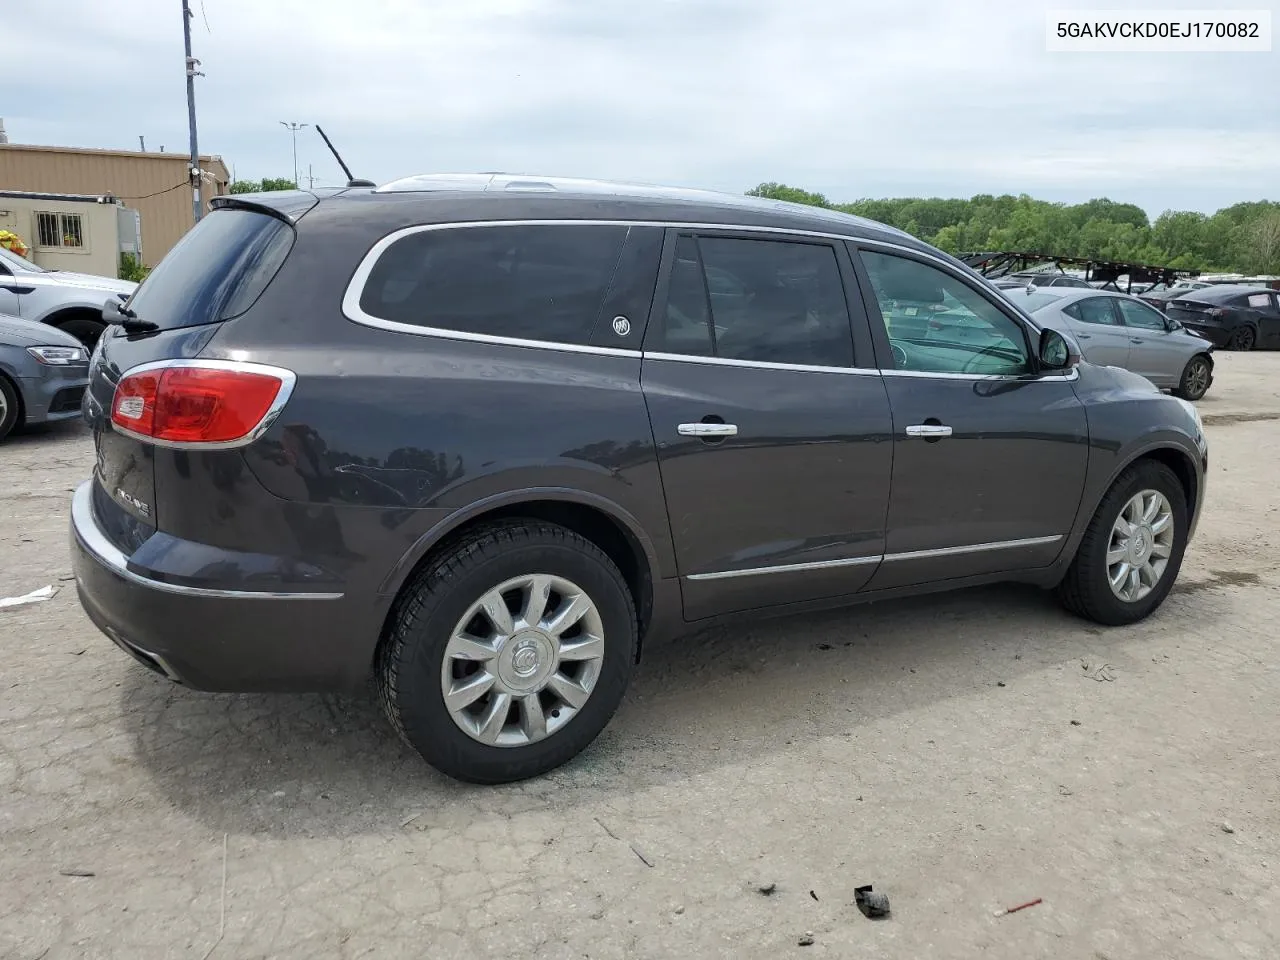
[110,358,298,451]
[685,535,1064,581]
[339,220,1079,383]
[71,481,344,600]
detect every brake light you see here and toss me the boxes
[111,362,293,445]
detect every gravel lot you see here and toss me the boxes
[3,351,1279,960]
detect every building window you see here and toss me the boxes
[36,212,84,249]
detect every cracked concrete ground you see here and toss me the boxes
[2,351,1279,959]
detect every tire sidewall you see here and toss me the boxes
[1231,325,1256,351]
[0,376,19,440]
[1179,356,1210,401]
[390,535,636,782]
[1084,463,1189,623]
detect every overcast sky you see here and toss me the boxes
[7,0,1277,216]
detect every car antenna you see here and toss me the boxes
[315,125,376,188]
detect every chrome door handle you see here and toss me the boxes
[905,424,953,438]
[678,422,738,438]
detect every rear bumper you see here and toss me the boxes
[70,479,380,692]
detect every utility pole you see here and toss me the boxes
[306,164,316,189]
[279,122,308,188]
[182,0,203,223]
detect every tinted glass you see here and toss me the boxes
[655,235,855,367]
[861,250,1031,375]
[1115,298,1167,330]
[1065,297,1120,326]
[126,209,294,331]
[360,224,627,345]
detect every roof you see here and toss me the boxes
[0,142,230,179]
[1177,284,1274,302]
[0,189,121,204]
[371,173,915,240]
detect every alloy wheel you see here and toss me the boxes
[1106,489,1175,603]
[1184,359,1209,399]
[440,573,605,747]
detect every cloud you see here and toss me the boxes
[5,0,1277,213]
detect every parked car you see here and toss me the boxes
[992,272,1092,290]
[71,176,1208,784]
[1140,280,1212,309]
[0,312,90,440]
[1004,287,1215,400]
[0,245,137,348]
[1164,284,1280,352]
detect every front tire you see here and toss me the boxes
[1227,325,1256,352]
[0,375,20,441]
[377,520,637,784]
[1174,354,1211,401]
[1057,461,1189,626]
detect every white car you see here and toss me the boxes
[0,246,137,347]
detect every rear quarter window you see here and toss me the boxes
[356,224,628,346]
[125,209,294,331]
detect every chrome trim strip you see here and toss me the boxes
[110,358,298,450]
[879,367,1080,383]
[71,481,344,600]
[686,534,1065,580]
[644,351,879,375]
[687,554,883,581]
[879,535,1063,563]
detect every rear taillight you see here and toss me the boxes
[110,361,294,446]
[1208,308,1228,318]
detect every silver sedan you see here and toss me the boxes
[1004,286,1215,400]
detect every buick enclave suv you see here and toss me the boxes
[71,175,1208,783]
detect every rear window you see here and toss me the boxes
[1015,292,1062,313]
[125,209,294,331]
[357,224,627,345]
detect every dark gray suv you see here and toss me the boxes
[71,175,1208,783]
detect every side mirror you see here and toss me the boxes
[1039,327,1080,370]
[101,297,124,325]
[1164,316,1181,331]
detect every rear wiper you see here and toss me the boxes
[112,306,159,333]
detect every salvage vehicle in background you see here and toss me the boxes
[1165,285,1280,352]
[1007,286,1215,400]
[71,176,1208,783]
[0,312,90,440]
[0,245,136,349]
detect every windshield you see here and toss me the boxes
[0,245,46,273]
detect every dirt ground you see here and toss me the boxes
[2,352,1279,960]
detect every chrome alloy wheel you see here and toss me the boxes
[441,574,605,747]
[1107,489,1175,603]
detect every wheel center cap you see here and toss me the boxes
[497,631,556,692]
[1130,527,1152,563]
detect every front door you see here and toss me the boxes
[851,244,1089,590]
[642,231,893,621]
[1245,291,1280,348]
[1115,296,1187,388]
[1061,295,1132,369]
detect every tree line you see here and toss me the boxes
[745,183,1280,275]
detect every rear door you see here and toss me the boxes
[1114,296,1186,387]
[641,230,893,621]
[1062,296,1131,368]
[850,243,1088,590]
[1245,291,1280,347]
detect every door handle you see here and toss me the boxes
[1076,333,1092,340]
[678,422,738,438]
[1130,337,1145,344]
[905,424,953,438]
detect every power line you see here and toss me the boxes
[121,181,190,201]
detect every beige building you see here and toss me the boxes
[0,141,230,267]
[0,190,140,277]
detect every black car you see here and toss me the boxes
[1164,284,1280,351]
[71,175,1208,783]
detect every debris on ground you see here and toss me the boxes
[997,681,1007,687]
[0,585,56,609]
[1222,822,1235,834]
[756,882,777,896]
[854,884,891,919]
[1070,720,1082,726]
[993,897,1042,917]
[809,890,819,901]
[1081,659,1116,682]
[798,932,815,946]
[58,869,95,877]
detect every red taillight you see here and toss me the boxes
[111,363,292,445]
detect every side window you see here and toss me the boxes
[1115,298,1167,330]
[655,235,855,367]
[1064,297,1120,326]
[859,250,1031,375]
[1246,293,1271,309]
[358,224,626,345]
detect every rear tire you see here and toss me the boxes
[1057,461,1189,626]
[1173,354,1212,401]
[1227,325,1256,351]
[377,520,637,784]
[0,374,20,441]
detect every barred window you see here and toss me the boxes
[36,212,84,249]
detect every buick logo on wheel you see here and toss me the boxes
[612,315,631,337]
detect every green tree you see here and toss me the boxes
[745,182,830,207]
[228,178,299,194]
